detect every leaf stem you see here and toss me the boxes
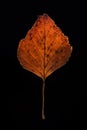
[42,79,45,119]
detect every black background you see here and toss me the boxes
[3,0,87,129]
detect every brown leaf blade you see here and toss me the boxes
[17,14,72,80]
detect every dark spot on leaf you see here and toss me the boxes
[46,54,49,57]
[29,33,32,40]
[47,46,50,50]
[35,23,38,27]
[55,60,58,63]
[50,43,53,46]
[55,48,63,54]
[40,31,43,33]
[27,49,30,53]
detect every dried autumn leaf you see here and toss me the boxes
[17,14,73,119]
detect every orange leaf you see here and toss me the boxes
[17,14,73,119]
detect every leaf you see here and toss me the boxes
[17,14,73,119]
